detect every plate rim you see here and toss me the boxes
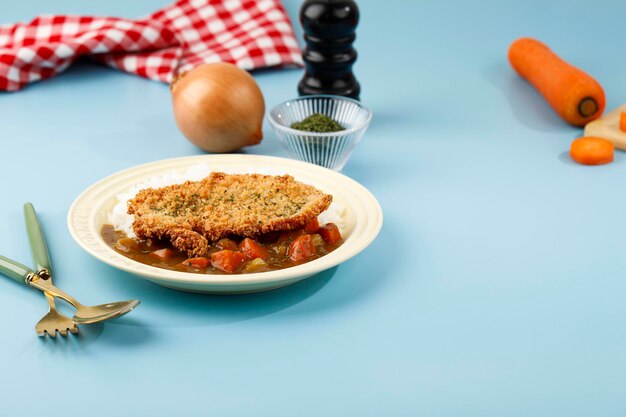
[67,154,383,289]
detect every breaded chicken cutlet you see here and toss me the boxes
[127,172,332,257]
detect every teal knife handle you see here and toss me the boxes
[23,202,52,274]
[0,255,33,284]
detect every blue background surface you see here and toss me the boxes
[1,0,626,415]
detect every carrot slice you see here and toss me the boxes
[240,238,269,260]
[318,223,342,244]
[181,257,210,268]
[508,38,605,126]
[570,137,614,165]
[287,235,317,261]
[620,112,626,133]
[210,250,246,273]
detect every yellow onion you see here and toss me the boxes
[171,63,265,153]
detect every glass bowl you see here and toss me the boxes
[267,95,372,171]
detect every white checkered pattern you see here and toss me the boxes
[0,0,302,91]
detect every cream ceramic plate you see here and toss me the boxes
[68,154,383,294]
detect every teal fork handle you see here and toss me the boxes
[0,255,33,284]
[23,203,52,274]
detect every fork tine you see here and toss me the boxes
[35,292,79,337]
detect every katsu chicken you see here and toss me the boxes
[127,172,332,257]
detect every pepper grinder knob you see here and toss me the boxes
[297,0,360,100]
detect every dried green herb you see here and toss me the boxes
[291,113,345,133]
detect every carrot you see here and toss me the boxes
[211,250,246,273]
[240,238,269,260]
[318,223,342,244]
[287,235,316,261]
[570,137,614,165]
[181,257,210,268]
[620,113,626,133]
[508,38,605,127]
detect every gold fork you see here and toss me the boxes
[35,290,78,337]
[24,203,78,337]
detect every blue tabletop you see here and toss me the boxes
[2,0,626,416]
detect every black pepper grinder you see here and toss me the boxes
[297,0,360,100]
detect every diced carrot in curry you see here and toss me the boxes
[304,217,320,233]
[181,257,210,268]
[287,235,317,261]
[240,238,269,260]
[211,250,246,273]
[151,248,175,259]
[318,223,342,244]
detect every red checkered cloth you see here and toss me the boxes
[0,0,303,91]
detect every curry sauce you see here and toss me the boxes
[101,218,343,275]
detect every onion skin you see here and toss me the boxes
[171,63,265,153]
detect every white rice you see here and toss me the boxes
[108,163,346,238]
